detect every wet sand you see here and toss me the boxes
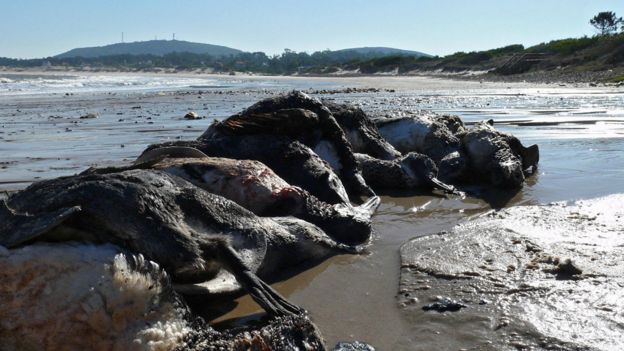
[399,194,624,350]
[1,73,623,349]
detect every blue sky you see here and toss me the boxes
[1,0,623,58]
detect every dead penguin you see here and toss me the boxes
[0,242,195,350]
[322,100,401,160]
[141,137,354,206]
[0,243,326,351]
[462,121,539,188]
[0,170,361,316]
[375,113,463,163]
[88,147,380,246]
[355,152,462,195]
[198,91,375,202]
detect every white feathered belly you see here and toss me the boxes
[313,139,342,172]
[378,118,432,154]
[0,243,190,351]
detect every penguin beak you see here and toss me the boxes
[355,196,381,216]
[429,176,464,197]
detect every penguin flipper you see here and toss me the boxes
[0,201,82,248]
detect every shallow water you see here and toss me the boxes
[0,72,301,95]
[1,73,623,349]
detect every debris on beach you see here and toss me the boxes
[184,111,202,120]
[79,112,98,119]
[333,341,376,351]
[543,257,583,279]
[422,297,467,313]
[180,315,326,351]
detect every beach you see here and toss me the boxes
[1,71,623,349]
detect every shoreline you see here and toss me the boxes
[2,66,622,87]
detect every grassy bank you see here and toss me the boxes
[325,34,624,82]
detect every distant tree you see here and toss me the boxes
[589,11,623,35]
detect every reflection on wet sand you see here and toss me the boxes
[206,257,341,328]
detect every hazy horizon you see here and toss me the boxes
[1,0,624,59]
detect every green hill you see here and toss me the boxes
[333,47,430,58]
[55,40,243,58]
